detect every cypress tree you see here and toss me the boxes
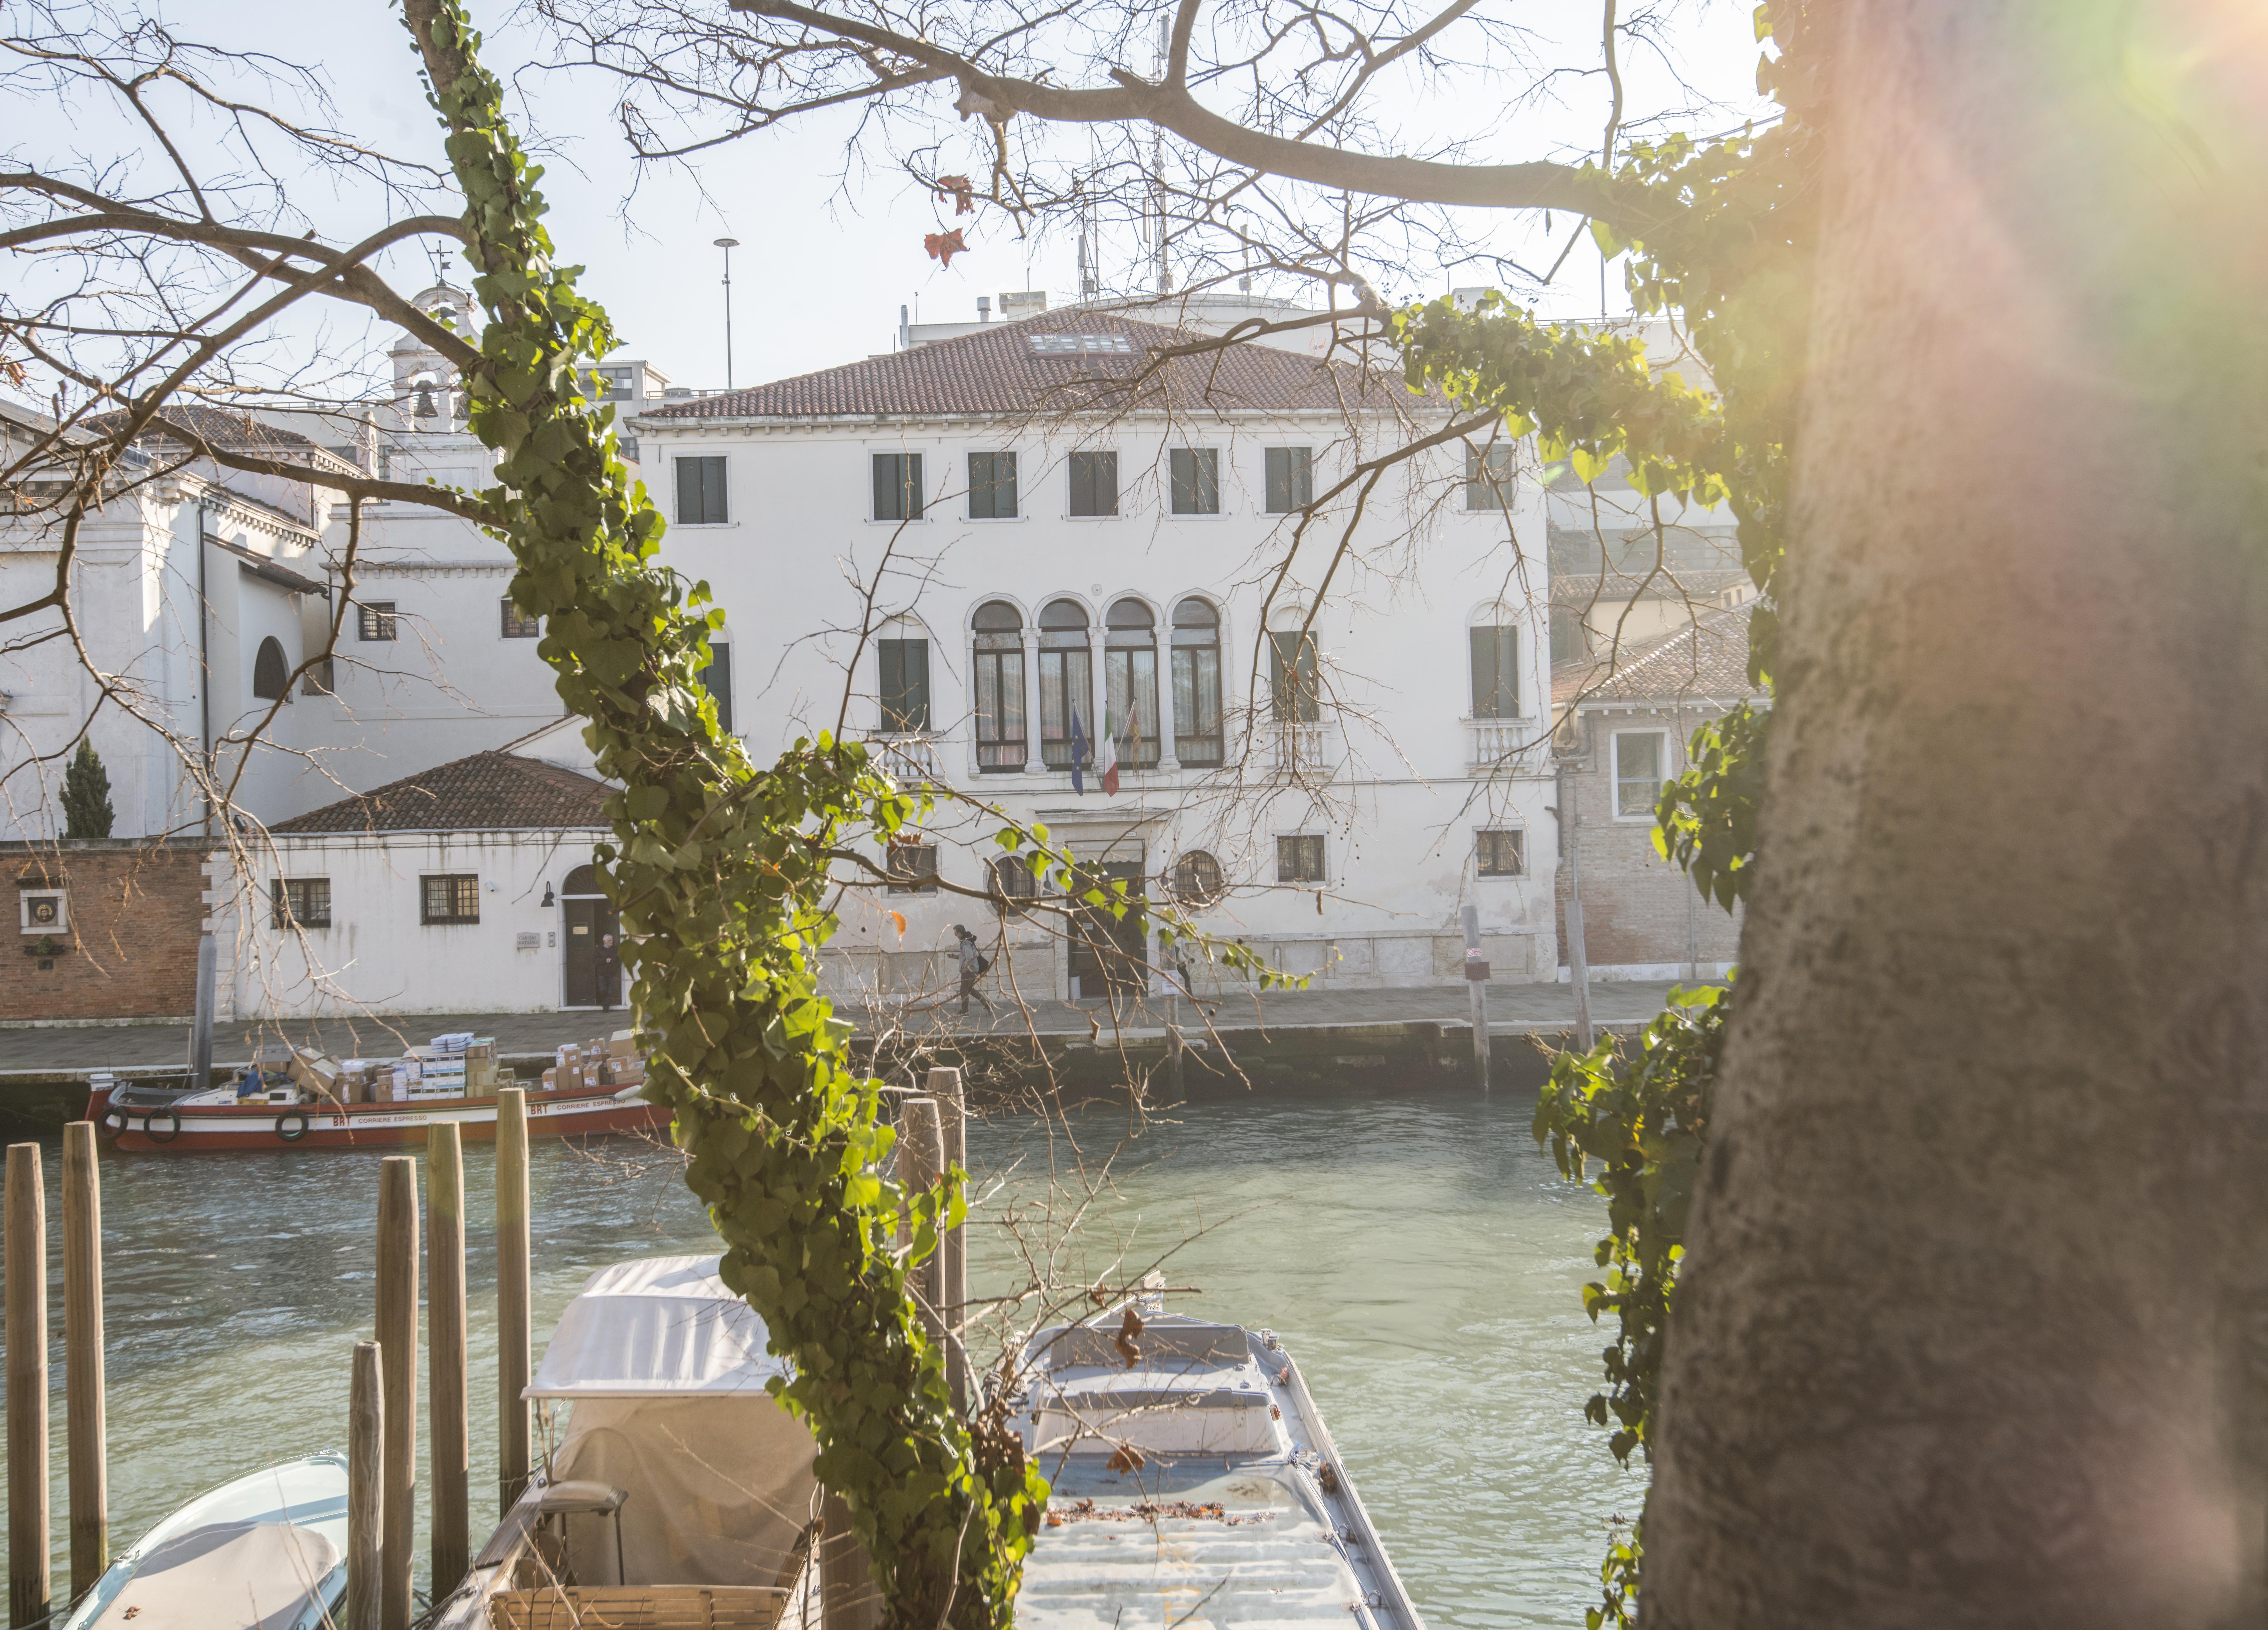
[61,738,113,840]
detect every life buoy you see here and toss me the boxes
[98,1108,130,1137]
[274,1109,310,1143]
[144,1109,181,1144]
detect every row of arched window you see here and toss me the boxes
[969,595,1224,773]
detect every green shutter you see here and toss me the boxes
[873,454,896,520]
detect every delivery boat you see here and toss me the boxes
[88,1029,670,1152]
[431,1257,1421,1630]
[59,1452,348,1630]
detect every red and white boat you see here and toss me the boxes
[87,1079,670,1152]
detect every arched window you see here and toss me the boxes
[1037,599,1092,770]
[1172,850,1225,907]
[1171,598,1224,764]
[252,637,291,702]
[561,864,601,895]
[1103,599,1160,769]
[971,601,1027,772]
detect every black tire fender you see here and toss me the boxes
[144,1109,181,1144]
[98,1108,130,1137]
[274,1109,310,1143]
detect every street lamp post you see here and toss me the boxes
[713,236,741,390]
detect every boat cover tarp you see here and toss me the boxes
[529,1255,791,1398]
[552,1397,817,1589]
[88,1522,339,1630]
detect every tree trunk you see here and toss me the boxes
[1646,3,2268,1626]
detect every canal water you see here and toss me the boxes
[0,1082,1633,1626]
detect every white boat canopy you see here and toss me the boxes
[527,1254,791,1399]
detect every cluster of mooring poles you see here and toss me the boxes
[4,1125,105,1627]
[816,1066,969,1630]
[347,1086,534,1630]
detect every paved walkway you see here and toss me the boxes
[0,979,1710,1082]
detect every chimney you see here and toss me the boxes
[977,295,992,322]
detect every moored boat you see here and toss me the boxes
[87,1078,669,1152]
[60,1452,348,1630]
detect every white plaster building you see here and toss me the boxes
[630,307,1560,999]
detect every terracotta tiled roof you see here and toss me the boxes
[1553,600,1760,707]
[273,752,611,834]
[637,310,1431,421]
[82,403,322,451]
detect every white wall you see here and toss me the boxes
[227,828,606,1017]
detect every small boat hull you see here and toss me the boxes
[87,1083,670,1152]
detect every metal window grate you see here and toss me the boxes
[1476,830,1525,877]
[500,599,542,639]
[886,842,939,894]
[357,601,398,642]
[1276,834,1326,883]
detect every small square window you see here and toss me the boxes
[1276,834,1326,883]
[988,855,1035,906]
[273,877,332,928]
[1465,444,1515,510]
[676,456,728,525]
[968,451,1018,519]
[886,842,939,895]
[1170,448,1221,515]
[1477,830,1525,877]
[873,453,926,521]
[1264,447,1313,513]
[1068,450,1118,517]
[356,601,398,642]
[500,600,542,639]
[1613,731,1669,819]
[420,873,480,925]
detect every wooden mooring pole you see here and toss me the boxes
[926,1067,968,1412]
[1460,904,1492,1092]
[347,1341,384,1630]
[897,1097,946,1355]
[61,1123,106,1598]
[818,1488,880,1630]
[427,1123,469,1598]
[6,1144,48,1630]
[375,1155,419,1630]
[496,1088,531,1514]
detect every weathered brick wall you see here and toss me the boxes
[1556,708,1745,972]
[1,841,213,1021]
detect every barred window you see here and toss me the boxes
[357,601,398,642]
[420,873,480,925]
[500,600,541,639]
[1173,850,1225,906]
[272,877,332,928]
[988,855,1036,907]
[886,842,939,895]
[1276,834,1326,883]
[1476,830,1525,877]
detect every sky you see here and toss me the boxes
[35,0,1770,396]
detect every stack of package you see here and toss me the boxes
[541,1030,646,1093]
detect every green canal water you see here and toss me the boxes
[0,1082,1633,1627]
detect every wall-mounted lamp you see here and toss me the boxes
[540,883,555,907]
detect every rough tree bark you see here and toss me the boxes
[1647,2,2268,1625]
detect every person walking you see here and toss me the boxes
[954,924,993,1017]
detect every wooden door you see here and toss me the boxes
[561,895,621,1008]
[1068,861,1147,995]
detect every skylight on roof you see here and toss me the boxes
[1026,333,1138,357]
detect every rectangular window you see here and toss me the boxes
[1267,631,1320,723]
[886,841,938,894]
[1466,444,1515,511]
[500,599,541,639]
[1170,448,1221,515]
[1264,447,1313,513]
[1476,830,1525,878]
[1614,730,1669,819]
[1276,834,1326,883]
[968,451,1018,519]
[356,601,397,642]
[272,877,332,928]
[420,874,480,925]
[1068,451,1119,517]
[676,456,729,525]
[878,638,931,732]
[872,452,926,521]
[1469,624,1520,718]
[700,641,734,734]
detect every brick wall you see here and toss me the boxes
[1556,707,1745,972]
[1,841,214,1021]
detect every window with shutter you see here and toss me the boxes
[1267,631,1319,722]
[1264,447,1313,513]
[872,452,926,520]
[676,456,728,524]
[1465,444,1515,510]
[700,641,734,733]
[1469,625,1519,717]
[878,638,931,731]
[1069,451,1118,516]
[968,451,1018,519]
[1170,448,1221,514]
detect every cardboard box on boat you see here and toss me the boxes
[607,1030,637,1058]
[288,1048,341,1099]
[465,1055,498,1093]
[541,1067,558,1091]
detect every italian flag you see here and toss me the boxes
[1098,704,1121,796]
